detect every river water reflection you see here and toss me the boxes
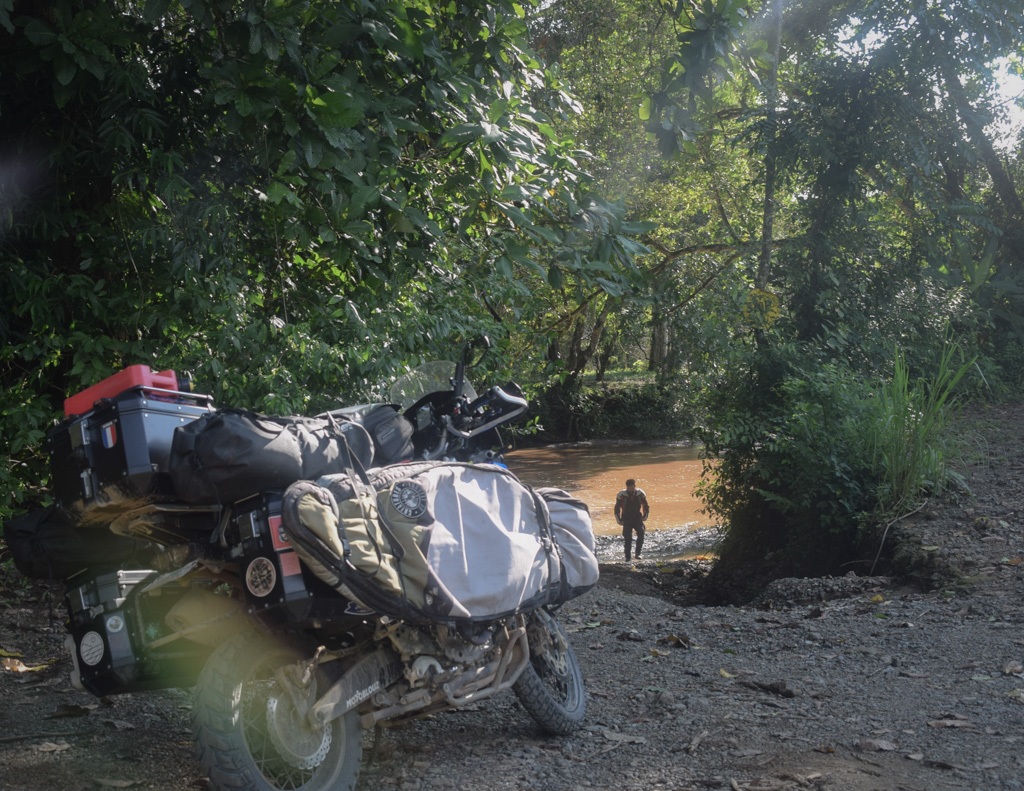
[505,442,713,539]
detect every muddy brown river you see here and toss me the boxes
[505,443,716,559]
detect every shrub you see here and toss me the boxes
[530,377,692,442]
[695,338,973,602]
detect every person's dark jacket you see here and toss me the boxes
[615,488,649,526]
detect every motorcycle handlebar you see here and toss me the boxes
[466,385,526,415]
[445,385,528,439]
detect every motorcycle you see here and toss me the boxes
[35,339,595,791]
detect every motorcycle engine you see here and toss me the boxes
[435,623,493,663]
[387,622,494,686]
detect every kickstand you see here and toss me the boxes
[364,724,384,766]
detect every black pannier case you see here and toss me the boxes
[65,569,214,696]
[231,492,358,627]
[48,386,215,522]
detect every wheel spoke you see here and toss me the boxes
[193,631,364,791]
[238,663,319,789]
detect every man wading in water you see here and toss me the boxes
[615,478,650,562]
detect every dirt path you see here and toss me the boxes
[2,404,1022,791]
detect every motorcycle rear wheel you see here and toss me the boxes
[513,608,586,735]
[193,630,362,791]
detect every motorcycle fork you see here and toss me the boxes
[525,610,570,675]
[272,645,327,719]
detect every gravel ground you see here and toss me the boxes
[2,403,1022,791]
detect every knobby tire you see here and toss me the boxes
[192,630,362,791]
[513,609,586,735]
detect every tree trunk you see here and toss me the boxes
[563,297,615,376]
[937,53,1024,263]
[756,0,783,291]
[649,311,668,372]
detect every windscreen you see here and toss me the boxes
[388,361,478,411]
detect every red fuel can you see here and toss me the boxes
[64,365,180,417]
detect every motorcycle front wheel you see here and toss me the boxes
[192,630,362,791]
[513,608,586,735]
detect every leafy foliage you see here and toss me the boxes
[529,376,690,441]
[696,335,976,597]
[870,342,975,512]
[2,0,1023,596]
[696,343,874,580]
[0,0,647,518]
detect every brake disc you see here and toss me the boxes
[529,614,570,677]
[546,646,570,676]
[266,694,333,770]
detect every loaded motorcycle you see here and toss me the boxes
[8,340,597,791]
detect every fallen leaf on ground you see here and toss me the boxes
[100,718,137,730]
[2,657,48,673]
[46,703,97,718]
[0,649,25,658]
[719,668,737,678]
[686,730,709,754]
[924,759,963,770]
[855,739,898,751]
[739,680,796,698]
[34,741,71,753]
[928,718,974,728]
[597,728,646,744]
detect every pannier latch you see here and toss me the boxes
[80,470,94,500]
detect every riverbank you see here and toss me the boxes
[1,403,1022,791]
[594,524,721,563]
[507,441,711,539]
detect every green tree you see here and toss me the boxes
[529,0,762,385]
[600,0,1022,590]
[0,0,646,517]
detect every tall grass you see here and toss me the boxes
[869,341,975,516]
